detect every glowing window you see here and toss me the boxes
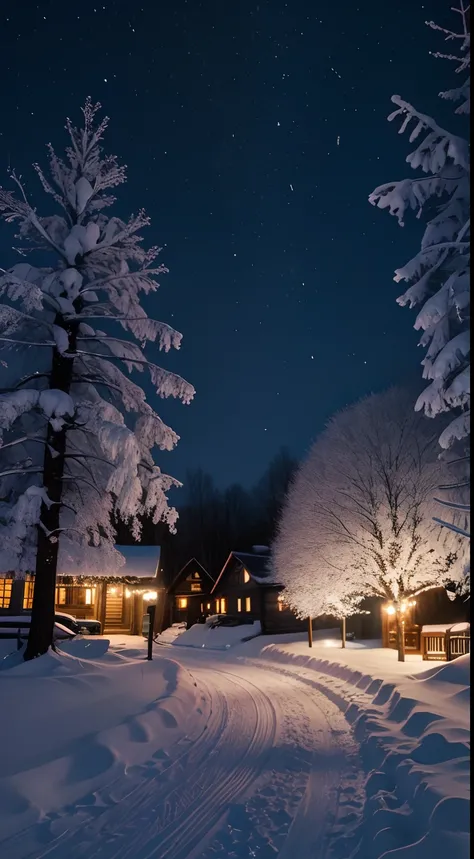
[23,577,34,610]
[191,582,201,592]
[277,594,285,612]
[243,569,250,584]
[207,603,211,610]
[245,597,251,612]
[220,598,227,614]
[55,586,67,605]
[85,587,95,605]
[237,598,242,612]
[178,597,188,609]
[0,579,13,609]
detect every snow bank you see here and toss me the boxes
[155,622,187,646]
[172,620,262,650]
[251,640,470,859]
[0,644,207,844]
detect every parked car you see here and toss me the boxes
[54,613,101,636]
[0,616,76,642]
[206,614,255,629]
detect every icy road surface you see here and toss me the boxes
[3,653,363,859]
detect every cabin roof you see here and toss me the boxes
[167,557,214,594]
[211,550,280,593]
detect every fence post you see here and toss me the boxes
[307,617,313,648]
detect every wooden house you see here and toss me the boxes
[165,558,215,629]
[0,544,164,636]
[210,549,311,635]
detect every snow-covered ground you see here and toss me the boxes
[0,631,469,859]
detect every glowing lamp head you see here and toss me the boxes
[143,591,158,602]
[385,604,396,615]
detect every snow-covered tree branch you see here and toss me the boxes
[0,98,195,658]
[369,3,470,543]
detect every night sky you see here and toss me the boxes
[1,0,452,490]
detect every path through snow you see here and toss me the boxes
[1,653,364,859]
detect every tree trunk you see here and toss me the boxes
[24,320,78,661]
[341,616,346,648]
[307,616,313,648]
[396,610,406,663]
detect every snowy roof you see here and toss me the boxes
[232,552,274,583]
[212,550,280,593]
[113,545,161,579]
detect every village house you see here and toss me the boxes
[164,558,215,628]
[0,544,164,636]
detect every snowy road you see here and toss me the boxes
[3,654,363,859]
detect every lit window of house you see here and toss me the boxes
[245,597,251,612]
[277,594,286,612]
[85,587,96,605]
[220,598,227,614]
[23,576,34,610]
[178,597,188,609]
[55,586,67,605]
[0,579,13,609]
[237,598,242,612]
[243,569,250,583]
[191,582,201,592]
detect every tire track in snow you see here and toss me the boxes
[0,672,223,859]
[194,663,363,859]
[27,668,276,859]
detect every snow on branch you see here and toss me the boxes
[0,99,194,574]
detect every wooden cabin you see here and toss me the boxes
[211,549,312,635]
[164,558,214,629]
[0,544,164,635]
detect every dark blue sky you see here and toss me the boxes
[1,0,454,488]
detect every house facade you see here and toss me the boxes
[0,544,164,635]
[211,550,312,635]
[164,558,215,629]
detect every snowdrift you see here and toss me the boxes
[154,623,187,646]
[172,620,262,650]
[252,641,470,859]
[0,644,207,845]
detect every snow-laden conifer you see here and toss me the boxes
[369,3,470,541]
[0,99,194,657]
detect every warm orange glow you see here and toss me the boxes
[143,591,158,601]
[23,577,34,610]
[237,598,242,612]
[220,598,227,614]
[179,597,188,609]
[245,596,251,612]
[0,579,13,609]
[243,569,250,583]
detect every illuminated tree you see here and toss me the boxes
[273,389,467,660]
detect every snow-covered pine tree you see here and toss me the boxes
[369,2,470,546]
[272,389,467,660]
[0,99,195,659]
